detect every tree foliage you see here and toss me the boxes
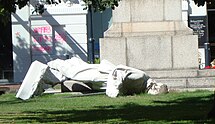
[82,0,121,11]
[1,0,215,16]
[0,0,208,22]
[0,0,120,16]
[193,0,215,6]
[0,0,28,15]
[0,0,29,24]
[0,0,121,23]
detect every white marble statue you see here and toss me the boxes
[16,57,168,100]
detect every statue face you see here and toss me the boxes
[147,82,168,95]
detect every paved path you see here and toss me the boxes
[0,84,20,94]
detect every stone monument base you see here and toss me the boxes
[100,34,199,70]
[99,0,205,89]
[100,0,199,70]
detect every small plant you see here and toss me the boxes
[94,58,100,64]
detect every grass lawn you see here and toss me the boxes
[0,90,214,124]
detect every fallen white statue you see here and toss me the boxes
[16,57,168,100]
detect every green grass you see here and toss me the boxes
[0,91,214,124]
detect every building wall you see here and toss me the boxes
[12,1,88,83]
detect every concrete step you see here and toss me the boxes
[168,88,215,92]
[145,69,215,90]
[198,69,215,77]
[145,69,215,79]
[154,77,215,88]
[0,84,21,94]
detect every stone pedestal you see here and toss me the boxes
[100,0,199,71]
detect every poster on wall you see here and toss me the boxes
[31,25,67,55]
[31,25,53,55]
[189,16,208,47]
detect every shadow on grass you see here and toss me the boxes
[13,94,215,123]
[0,94,33,105]
[0,99,28,105]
